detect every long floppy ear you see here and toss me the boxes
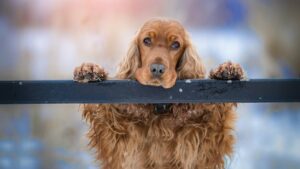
[177,40,206,79]
[116,38,141,79]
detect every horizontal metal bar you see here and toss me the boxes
[0,79,299,104]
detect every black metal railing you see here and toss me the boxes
[1,79,299,104]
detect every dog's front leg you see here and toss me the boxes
[202,61,246,168]
[73,63,146,169]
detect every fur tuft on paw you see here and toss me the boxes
[209,61,245,80]
[73,63,108,83]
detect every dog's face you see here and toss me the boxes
[117,18,205,88]
[135,20,187,88]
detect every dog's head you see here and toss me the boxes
[117,18,205,88]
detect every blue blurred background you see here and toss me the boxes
[0,0,299,169]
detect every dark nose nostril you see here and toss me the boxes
[150,64,165,77]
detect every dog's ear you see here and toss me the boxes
[116,38,141,79]
[176,40,205,79]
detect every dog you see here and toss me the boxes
[73,18,244,169]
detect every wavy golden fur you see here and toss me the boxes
[74,18,244,169]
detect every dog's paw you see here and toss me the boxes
[209,61,245,80]
[73,63,107,83]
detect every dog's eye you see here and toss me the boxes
[143,37,151,46]
[171,41,180,49]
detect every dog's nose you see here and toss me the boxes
[150,64,165,77]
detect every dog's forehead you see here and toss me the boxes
[140,20,185,38]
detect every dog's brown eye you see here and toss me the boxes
[143,37,151,46]
[171,41,180,49]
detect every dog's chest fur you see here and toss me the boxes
[84,103,234,168]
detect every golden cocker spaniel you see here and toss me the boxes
[73,18,244,169]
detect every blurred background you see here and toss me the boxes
[0,0,299,168]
